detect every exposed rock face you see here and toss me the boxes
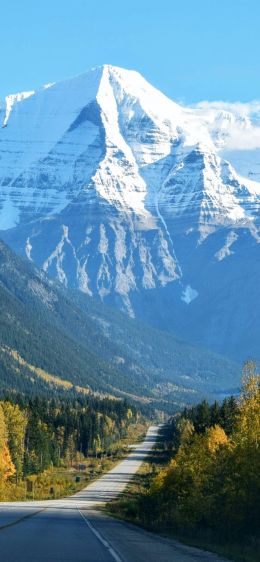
[0,65,260,360]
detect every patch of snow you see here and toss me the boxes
[43,225,69,286]
[98,224,109,254]
[3,90,35,127]
[181,285,199,304]
[77,256,92,296]
[138,240,156,289]
[25,237,33,261]
[215,231,238,261]
[43,82,55,90]
[97,224,112,298]
[157,230,180,284]
[121,294,135,318]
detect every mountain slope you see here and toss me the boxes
[0,239,239,404]
[0,65,259,361]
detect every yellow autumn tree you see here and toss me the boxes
[235,361,260,447]
[150,424,229,529]
[148,366,259,538]
[221,364,260,534]
[0,404,15,482]
[206,424,229,453]
[2,401,27,479]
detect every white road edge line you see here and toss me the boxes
[78,507,124,562]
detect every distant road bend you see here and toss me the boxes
[0,425,228,562]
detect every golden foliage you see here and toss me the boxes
[0,405,16,480]
[236,361,260,447]
[205,425,229,453]
[1,346,90,395]
[147,365,260,538]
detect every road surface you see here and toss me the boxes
[0,425,228,561]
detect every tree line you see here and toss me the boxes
[0,393,138,487]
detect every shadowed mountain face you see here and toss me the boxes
[0,65,259,362]
[0,239,239,405]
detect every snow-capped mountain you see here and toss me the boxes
[1,65,260,362]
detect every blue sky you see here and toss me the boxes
[1,0,259,103]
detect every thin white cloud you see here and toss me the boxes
[194,99,260,117]
[192,100,260,150]
[226,126,260,150]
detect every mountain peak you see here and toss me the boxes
[0,65,260,357]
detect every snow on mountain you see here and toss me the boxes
[3,90,35,127]
[0,65,260,361]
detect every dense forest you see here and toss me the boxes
[113,362,260,560]
[0,392,140,498]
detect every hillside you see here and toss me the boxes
[0,240,239,405]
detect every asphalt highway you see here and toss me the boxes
[0,426,228,561]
